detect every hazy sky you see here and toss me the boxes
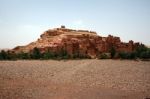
[0,0,150,48]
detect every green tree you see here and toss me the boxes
[43,50,54,59]
[99,53,110,59]
[58,48,69,59]
[17,52,30,59]
[110,47,116,58]
[140,50,150,59]
[0,50,15,60]
[31,47,41,59]
[0,50,7,60]
[135,44,147,57]
[6,51,17,60]
[135,44,150,59]
[72,53,79,59]
[0,52,2,60]
[119,52,136,59]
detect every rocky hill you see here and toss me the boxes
[12,25,140,58]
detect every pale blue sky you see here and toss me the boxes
[0,0,150,48]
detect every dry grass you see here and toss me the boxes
[0,59,150,99]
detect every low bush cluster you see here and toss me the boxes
[97,45,150,60]
[118,52,136,59]
[118,45,150,59]
[0,45,150,60]
[99,53,111,59]
[0,47,90,60]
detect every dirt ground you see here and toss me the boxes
[0,59,150,99]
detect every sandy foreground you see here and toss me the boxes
[0,59,150,99]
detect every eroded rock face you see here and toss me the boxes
[12,26,140,58]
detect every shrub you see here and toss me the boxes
[72,53,79,59]
[43,50,55,59]
[0,52,3,60]
[119,52,126,59]
[135,44,147,57]
[62,54,70,59]
[119,52,136,59]
[0,50,8,60]
[59,49,69,59]
[110,47,116,58]
[31,47,41,59]
[129,52,136,59]
[135,44,150,59]
[139,50,150,59]
[99,53,111,59]
[72,52,90,59]
[0,50,17,60]
[7,52,18,60]
[79,54,89,59]
[17,52,30,59]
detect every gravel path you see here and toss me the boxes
[0,59,150,99]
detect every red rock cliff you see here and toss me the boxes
[12,26,140,58]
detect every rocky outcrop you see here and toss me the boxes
[12,26,140,58]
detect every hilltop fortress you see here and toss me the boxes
[13,25,140,58]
